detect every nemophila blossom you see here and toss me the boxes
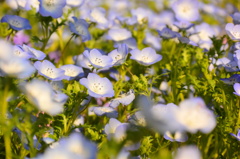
[69,17,91,42]
[110,89,135,108]
[83,49,113,69]
[0,57,36,78]
[230,129,240,141]
[108,28,132,42]
[174,145,202,159]
[220,74,240,85]
[130,47,162,66]
[164,131,188,142]
[131,7,153,24]
[66,0,84,7]
[22,44,46,60]
[176,97,216,134]
[109,70,130,81]
[92,106,118,118]
[231,12,240,25]
[39,0,66,18]
[90,7,108,29]
[172,0,200,22]
[157,27,178,39]
[144,32,162,51]
[225,23,240,41]
[17,0,40,11]
[0,39,15,60]
[36,133,97,159]
[79,73,114,98]
[128,111,146,126]
[13,45,33,59]
[60,64,84,80]
[173,21,194,30]
[20,79,67,115]
[73,54,93,70]
[34,60,65,81]
[108,43,128,66]
[1,15,31,31]
[233,83,240,96]
[104,118,122,140]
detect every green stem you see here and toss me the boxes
[61,34,75,64]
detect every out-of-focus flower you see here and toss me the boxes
[17,0,40,11]
[39,0,66,18]
[157,27,178,39]
[174,145,202,159]
[80,73,114,98]
[20,79,67,115]
[60,64,84,80]
[225,23,240,41]
[230,129,240,141]
[144,32,162,51]
[66,0,84,7]
[130,47,162,66]
[220,74,240,85]
[108,28,132,41]
[231,12,240,25]
[69,17,91,42]
[92,106,118,118]
[108,43,128,66]
[233,83,240,96]
[90,7,108,29]
[173,21,194,30]
[176,97,216,134]
[131,7,153,24]
[1,15,31,31]
[172,0,200,22]
[164,131,188,142]
[128,111,146,126]
[34,60,65,81]
[104,118,122,140]
[83,49,113,69]
[73,53,93,70]
[109,89,135,108]
[22,44,46,60]
[13,45,33,59]
[13,31,30,45]
[35,133,97,159]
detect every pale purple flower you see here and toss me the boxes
[13,31,30,45]
[34,60,65,81]
[144,32,162,51]
[83,49,113,69]
[172,0,200,22]
[173,21,194,30]
[13,45,34,59]
[231,12,240,25]
[60,64,84,80]
[73,53,93,70]
[220,74,240,85]
[104,118,122,140]
[225,23,240,41]
[174,145,202,159]
[130,47,162,66]
[79,73,114,98]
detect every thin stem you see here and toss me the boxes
[61,34,75,64]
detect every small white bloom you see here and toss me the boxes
[174,145,202,159]
[108,28,132,41]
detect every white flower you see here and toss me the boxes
[60,64,84,80]
[130,47,162,66]
[108,28,132,41]
[20,79,67,115]
[79,73,114,98]
[176,97,216,133]
[108,43,128,66]
[174,145,202,159]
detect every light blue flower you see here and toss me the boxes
[92,106,118,118]
[79,73,114,98]
[230,129,240,141]
[220,74,240,85]
[173,21,194,30]
[163,131,188,142]
[225,23,240,41]
[22,44,46,60]
[108,28,132,41]
[83,49,113,69]
[13,45,34,59]
[172,0,200,22]
[39,0,66,18]
[110,89,135,108]
[34,60,65,81]
[157,27,178,39]
[60,64,84,80]
[233,83,240,96]
[1,15,31,31]
[69,17,91,42]
[108,43,128,66]
[130,47,162,66]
